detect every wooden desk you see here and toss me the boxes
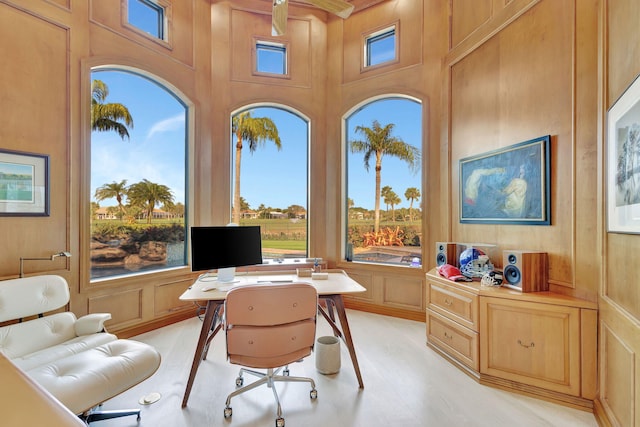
[0,352,86,427]
[179,270,366,408]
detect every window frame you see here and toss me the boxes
[362,24,399,70]
[253,38,290,79]
[123,0,172,47]
[87,66,193,285]
[341,95,423,269]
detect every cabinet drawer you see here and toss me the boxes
[480,297,581,396]
[427,309,479,371]
[427,282,478,331]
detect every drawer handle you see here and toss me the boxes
[443,332,453,340]
[517,339,535,349]
[443,298,453,306]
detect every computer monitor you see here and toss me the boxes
[190,225,263,282]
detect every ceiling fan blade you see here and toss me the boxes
[308,0,355,19]
[272,0,288,36]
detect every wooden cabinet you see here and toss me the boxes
[480,297,581,396]
[426,269,597,409]
[426,280,479,373]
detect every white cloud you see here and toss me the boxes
[146,113,185,141]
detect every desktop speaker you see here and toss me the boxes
[502,250,548,292]
[435,242,465,267]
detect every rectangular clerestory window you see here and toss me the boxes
[127,0,167,41]
[364,25,396,68]
[255,41,288,76]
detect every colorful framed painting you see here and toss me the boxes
[607,74,640,234]
[0,149,49,216]
[459,135,551,225]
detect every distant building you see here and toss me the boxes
[268,211,287,219]
[241,210,258,219]
[94,207,117,220]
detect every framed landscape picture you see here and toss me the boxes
[607,74,640,234]
[0,149,49,216]
[459,135,551,225]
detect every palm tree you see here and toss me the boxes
[404,187,421,221]
[91,80,134,140]
[94,180,129,220]
[350,120,420,233]
[384,190,401,222]
[127,179,175,224]
[381,185,393,214]
[232,110,282,224]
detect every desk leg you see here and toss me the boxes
[319,295,364,389]
[182,300,222,408]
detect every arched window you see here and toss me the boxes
[231,105,309,260]
[344,96,423,267]
[90,68,189,279]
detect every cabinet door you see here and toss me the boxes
[480,297,581,396]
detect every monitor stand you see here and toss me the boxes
[217,267,236,283]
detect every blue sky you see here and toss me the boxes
[346,99,422,210]
[91,70,187,205]
[91,5,422,212]
[90,72,422,211]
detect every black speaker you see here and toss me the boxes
[435,242,465,267]
[502,250,548,292]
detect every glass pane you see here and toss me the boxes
[128,0,164,39]
[257,43,286,75]
[90,70,187,279]
[367,31,395,66]
[346,98,422,267]
[231,107,308,260]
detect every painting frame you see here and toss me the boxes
[607,74,640,234]
[459,135,551,225]
[0,149,49,217]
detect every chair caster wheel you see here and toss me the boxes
[235,377,243,387]
[310,389,318,399]
[276,417,285,427]
[224,407,232,418]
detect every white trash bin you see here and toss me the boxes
[315,336,341,374]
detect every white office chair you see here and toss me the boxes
[223,282,318,427]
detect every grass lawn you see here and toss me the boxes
[262,240,307,250]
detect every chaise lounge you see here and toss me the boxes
[0,275,161,424]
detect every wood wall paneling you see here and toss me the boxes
[449,0,574,288]
[450,0,492,48]
[89,0,195,67]
[381,274,424,310]
[581,308,598,400]
[606,237,640,322]
[341,0,423,84]
[605,0,640,107]
[230,8,311,87]
[600,320,636,427]
[45,0,71,10]
[0,3,70,278]
[88,288,143,329]
[153,280,195,316]
[342,270,375,302]
[572,0,599,299]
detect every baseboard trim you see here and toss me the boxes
[592,398,614,427]
[114,309,197,339]
[343,298,426,322]
[479,374,594,411]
